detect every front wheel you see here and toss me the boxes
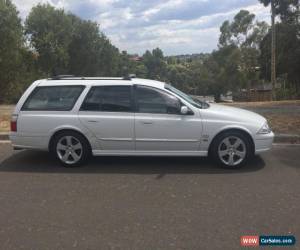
[211,131,252,168]
[51,131,91,167]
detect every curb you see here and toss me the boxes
[1,133,300,144]
[273,134,300,144]
[0,133,9,141]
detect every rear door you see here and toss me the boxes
[78,85,134,150]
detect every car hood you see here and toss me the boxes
[204,103,266,125]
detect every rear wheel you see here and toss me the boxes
[211,131,252,168]
[51,131,90,167]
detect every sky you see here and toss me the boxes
[13,0,271,56]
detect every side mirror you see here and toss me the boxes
[180,106,188,115]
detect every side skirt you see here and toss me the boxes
[92,150,208,157]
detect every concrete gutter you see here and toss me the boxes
[1,132,300,144]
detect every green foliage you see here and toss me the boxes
[25,4,73,75]
[142,48,167,80]
[0,0,36,103]
[213,10,269,100]
[259,22,300,91]
[219,9,268,48]
[0,1,299,103]
[67,15,103,76]
[259,0,299,23]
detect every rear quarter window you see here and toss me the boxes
[21,86,84,111]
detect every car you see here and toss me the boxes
[9,76,274,168]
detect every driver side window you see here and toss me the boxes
[135,85,181,114]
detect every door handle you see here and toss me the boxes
[141,121,153,125]
[87,120,98,123]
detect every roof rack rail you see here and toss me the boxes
[50,75,76,80]
[123,74,136,80]
[49,75,136,80]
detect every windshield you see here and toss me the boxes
[164,84,209,109]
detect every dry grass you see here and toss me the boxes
[263,114,300,135]
[0,105,14,133]
[1,100,300,135]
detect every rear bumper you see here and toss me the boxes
[9,133,48,150]
[254,131,274,154]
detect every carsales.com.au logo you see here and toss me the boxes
[241,235,296,247]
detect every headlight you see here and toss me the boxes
[257,122,271,134]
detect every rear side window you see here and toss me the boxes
[80,86,132,112]
[22,86,84,111]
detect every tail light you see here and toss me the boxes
[10,114,18,132]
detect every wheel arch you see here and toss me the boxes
[208,127,255,156]
[48,128,92,153]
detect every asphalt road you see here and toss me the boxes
[0,143,299,250]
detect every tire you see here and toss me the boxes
[50,131,91,167]
[210,131,252,168]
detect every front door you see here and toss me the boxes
[78,85,134,150]
[134,85,201,151]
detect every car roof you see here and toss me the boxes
[37,77,166,89]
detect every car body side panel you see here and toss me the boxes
[134,113,202,151]
[78,112,135,150]
[12,111,98,150]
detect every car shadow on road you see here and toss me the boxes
[0,150,265,175]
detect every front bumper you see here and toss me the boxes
[254,131,274,154]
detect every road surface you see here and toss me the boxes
[0,143,299,249]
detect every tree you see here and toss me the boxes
[259,0,299,99]
[217,10,268,99]
[142,48,167,80]
[67,15,104,76]
[25,4,73,75]
[0,0,23,102]
[260,22,300,95]
[204,45,246,102]
[259,0,299,23]
[259,0,300,98]
[219,10,268,48]
[25,4,122,77]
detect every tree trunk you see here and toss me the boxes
[271,0,276,100]
[214,93,221,103]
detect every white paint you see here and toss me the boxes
[10,77,274,158]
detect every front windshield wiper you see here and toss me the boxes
[192,97,209,108]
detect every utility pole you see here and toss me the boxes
[271,0,276,100]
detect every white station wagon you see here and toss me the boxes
[10,76,274,168]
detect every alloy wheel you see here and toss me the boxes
[56,135,83,164]
[218,136,246,166]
